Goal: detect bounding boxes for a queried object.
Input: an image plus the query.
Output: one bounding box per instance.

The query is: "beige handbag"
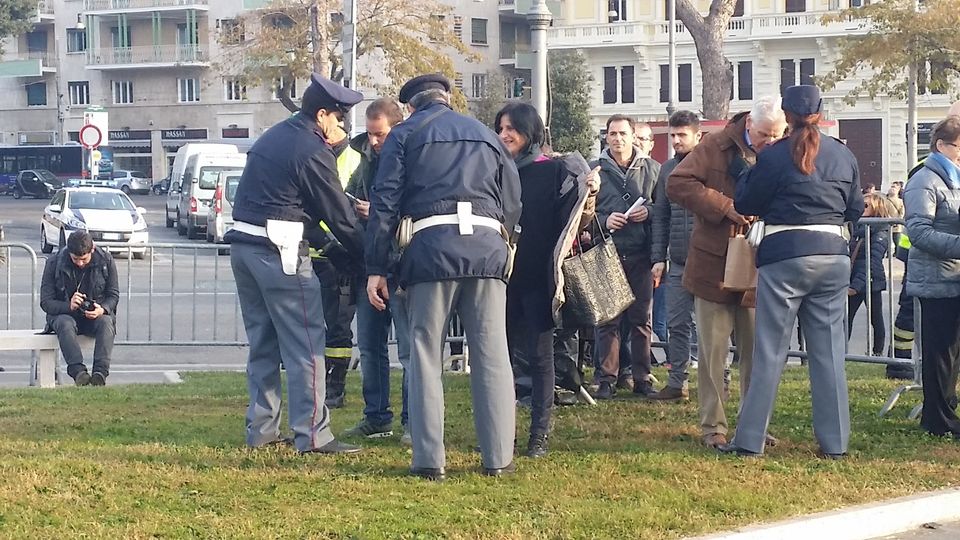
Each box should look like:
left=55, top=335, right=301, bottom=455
left=721, top=228, right=758, bottom=292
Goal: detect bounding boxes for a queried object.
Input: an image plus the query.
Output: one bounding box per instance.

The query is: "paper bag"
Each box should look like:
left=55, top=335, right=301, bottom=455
left=721, top=234, right=758, bottom=292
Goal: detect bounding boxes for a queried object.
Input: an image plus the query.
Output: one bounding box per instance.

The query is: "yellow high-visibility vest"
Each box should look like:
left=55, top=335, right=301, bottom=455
left=309, top=145, right=362, bottom=259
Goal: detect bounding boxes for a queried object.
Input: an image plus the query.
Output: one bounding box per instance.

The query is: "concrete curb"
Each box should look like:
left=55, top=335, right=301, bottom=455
left=690, top=488, right=960, bottom=540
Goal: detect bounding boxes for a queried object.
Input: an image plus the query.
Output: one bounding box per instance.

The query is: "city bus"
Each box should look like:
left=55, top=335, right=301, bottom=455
left=0, top=144, right=84, bottom=194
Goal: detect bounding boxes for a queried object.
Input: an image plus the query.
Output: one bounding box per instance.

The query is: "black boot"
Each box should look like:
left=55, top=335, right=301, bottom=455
left=325, top=363, right=348, bottom=408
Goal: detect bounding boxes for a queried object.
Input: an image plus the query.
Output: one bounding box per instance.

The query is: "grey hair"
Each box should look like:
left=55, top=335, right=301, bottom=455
left=750, top=95, right=785, bottom=125
left=408, top=88, right=450, bottom=110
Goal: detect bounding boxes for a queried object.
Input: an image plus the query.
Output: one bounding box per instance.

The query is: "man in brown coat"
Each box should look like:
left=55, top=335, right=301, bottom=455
left=667, top=96, right=786, bottom=448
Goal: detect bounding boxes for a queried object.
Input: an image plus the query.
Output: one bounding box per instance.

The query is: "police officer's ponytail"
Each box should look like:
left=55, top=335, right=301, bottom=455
left=787, top=112, right=821, bottom=176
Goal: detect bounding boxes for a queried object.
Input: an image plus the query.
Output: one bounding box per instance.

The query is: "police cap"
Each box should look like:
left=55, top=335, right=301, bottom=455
left=782, top=85, right=822, bottom=116
left=302, top=73, right=363, bottom=114
left=398, top=73, right=452, bottom=104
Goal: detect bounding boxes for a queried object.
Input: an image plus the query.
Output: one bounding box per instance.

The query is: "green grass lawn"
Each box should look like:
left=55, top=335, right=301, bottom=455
left=0, top=364, right=957, bottom=539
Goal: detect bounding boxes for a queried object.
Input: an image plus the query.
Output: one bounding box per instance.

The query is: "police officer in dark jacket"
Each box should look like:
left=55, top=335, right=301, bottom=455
left=40, top=231, right=119, bottom=386
left=226, top=73, right=365, bottom=454
left=365, top=74, right=522, bottom=480
left=723, top=85, right=864, bottom=458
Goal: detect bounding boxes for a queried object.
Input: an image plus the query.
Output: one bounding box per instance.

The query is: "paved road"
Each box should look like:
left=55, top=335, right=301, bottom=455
left=872, top=521, right=960, bottom=539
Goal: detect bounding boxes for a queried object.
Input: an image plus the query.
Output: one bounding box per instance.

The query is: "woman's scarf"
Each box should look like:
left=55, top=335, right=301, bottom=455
left=514, top=144, right=543, bottom=170
left=928, top=151, right=960, bottom=189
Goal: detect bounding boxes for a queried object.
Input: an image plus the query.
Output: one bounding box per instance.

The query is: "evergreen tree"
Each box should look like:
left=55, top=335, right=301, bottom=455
left=549, top=50, right=595, bottom=157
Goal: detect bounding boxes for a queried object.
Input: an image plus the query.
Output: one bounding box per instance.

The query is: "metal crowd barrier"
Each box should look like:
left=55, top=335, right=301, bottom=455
left=0, top=242, right=41, bottom=330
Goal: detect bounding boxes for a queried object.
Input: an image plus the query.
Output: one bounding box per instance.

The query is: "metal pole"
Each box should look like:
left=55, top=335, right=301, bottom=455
left=666, top=0, right=678, bottom=159
left=343, top=0, right=358, bottom=135
left=310, top=1, right=321, bottom=74
left=527, top=0, right=553, bottom=122
left=906, top=0, right=919, bottom=167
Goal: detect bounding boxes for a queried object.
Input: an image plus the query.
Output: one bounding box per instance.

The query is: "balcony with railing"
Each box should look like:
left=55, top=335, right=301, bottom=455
left=35, top=1, right=55, bottom=21
left=87, top=44, right=208, bottom=69
left=548, top=12, right=870, bottom=49
left=0, top=51, right=57, bottom=78
left=83, top=0, right=209, bottom=15
left=500, top=41, right=534, bottom=70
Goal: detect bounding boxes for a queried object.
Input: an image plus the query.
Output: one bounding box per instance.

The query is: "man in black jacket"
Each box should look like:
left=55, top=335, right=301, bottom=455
left=650, top=110, right=702, bottom=401
left=39, top=231, right=119, bottom=386
left=591, top=114, right=661, bottom=399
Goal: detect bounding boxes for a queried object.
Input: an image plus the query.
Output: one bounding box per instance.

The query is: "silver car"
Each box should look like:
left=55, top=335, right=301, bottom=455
left=111, top=170, right=152, bottom=195
left=206, top=171, right=241, bottom=245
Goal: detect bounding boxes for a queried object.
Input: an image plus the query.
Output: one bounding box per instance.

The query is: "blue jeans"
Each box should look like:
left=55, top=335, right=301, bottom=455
left=356, top=283, right=411, bottom=426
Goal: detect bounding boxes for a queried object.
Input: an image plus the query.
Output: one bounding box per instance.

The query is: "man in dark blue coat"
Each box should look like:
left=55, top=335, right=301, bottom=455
left=226, top=73, right=365, bottom=455
left=365, top=74, right=522, bottom=481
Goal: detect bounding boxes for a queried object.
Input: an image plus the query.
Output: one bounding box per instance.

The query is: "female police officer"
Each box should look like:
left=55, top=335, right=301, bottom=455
left=720, top=85, right=864, bottom=458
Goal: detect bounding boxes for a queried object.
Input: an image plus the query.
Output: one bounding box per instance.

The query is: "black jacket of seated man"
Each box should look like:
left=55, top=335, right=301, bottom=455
left=40, top=233, right=119, bottom=384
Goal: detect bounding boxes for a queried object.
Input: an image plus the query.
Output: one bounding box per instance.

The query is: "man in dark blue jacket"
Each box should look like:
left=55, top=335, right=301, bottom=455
left=226, top=73, right=365, bottom=455
left=365, top=74, right=522, bottom=481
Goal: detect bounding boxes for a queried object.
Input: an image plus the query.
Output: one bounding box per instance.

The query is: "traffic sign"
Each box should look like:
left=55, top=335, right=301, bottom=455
left=79, top=124, right=102, bottom=148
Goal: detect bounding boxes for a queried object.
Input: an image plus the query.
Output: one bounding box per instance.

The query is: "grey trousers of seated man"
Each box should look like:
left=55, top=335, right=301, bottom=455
left=406, top=278, right=515, bottom=470
left=732, top=254, right=850, bottom=455
left=231, top=241, right=334, bottom=452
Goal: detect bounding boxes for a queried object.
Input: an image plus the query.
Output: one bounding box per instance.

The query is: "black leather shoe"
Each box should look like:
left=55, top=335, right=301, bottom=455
left=74, top=372, right=91, bottom=386
left=90, top=372, right=106, bottom=386
left=593, top=382, right=615, bottom=400
left=526, top=433, right=548, bottom=458
left=715, top=443, right=762, bottom=458
left=482, top=461, right=516, bottom=477
left=410, top=467, right=446, bottom=481
left=300, top=439, right=361, bottom=454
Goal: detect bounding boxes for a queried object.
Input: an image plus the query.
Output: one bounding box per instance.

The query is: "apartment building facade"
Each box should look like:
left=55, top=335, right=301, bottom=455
left=546, top=0, right=957, bottom=188
left=0, top=0, right=506, bottom=179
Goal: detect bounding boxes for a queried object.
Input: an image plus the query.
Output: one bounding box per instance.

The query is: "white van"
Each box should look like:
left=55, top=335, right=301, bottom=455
left=176, top=152, right=246, bottom=239
left=165, top=143, right=238, bottom=229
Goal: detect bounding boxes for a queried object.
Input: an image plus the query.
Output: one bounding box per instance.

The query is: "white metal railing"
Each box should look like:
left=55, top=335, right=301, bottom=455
left=547, top=11, right=868, bottom=47
left=83, top=0, right=208, bottom=10
left=36, top=1, right=54, bottom=15
left=88, top=45, right=208, bottom=66
left=8, top=51, right=58, bottom=67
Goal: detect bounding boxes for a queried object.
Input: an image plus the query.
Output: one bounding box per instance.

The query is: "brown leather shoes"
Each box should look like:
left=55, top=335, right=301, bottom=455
left=702, top=433, right=727, bottom=449
left=648, top=385, right=690, bottom=402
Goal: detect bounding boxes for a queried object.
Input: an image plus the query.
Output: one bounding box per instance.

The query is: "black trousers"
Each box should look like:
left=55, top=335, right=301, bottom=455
left=313, top=259, right=356, bottom=368
left=594, top=254, right=654, bottom=385
left=507, top=287, right=555, bottom=437
left=919, top=297, right=960, bottom=437
left=51, top=313, right=115, bottom=378
left=848, top=290, right=886, bottom=355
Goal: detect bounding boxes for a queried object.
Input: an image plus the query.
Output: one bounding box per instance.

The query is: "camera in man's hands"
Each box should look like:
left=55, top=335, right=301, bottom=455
left=80, top=297, right=96, bottom=312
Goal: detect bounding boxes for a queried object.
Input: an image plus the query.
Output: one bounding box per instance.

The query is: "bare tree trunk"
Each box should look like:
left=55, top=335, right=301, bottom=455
left=677, top=0, right=737, bottom=120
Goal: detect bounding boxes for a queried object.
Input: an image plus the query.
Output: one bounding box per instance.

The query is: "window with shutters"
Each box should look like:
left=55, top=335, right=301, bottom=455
left=178, top=78, right=200, bottom=103
left=620, top=66, right=635, bottom=104
left=471, top=18, right=487, bottom=45
left=603, top=66, right=617, bottom=104
left=453, top=16, right=463, bottom=41
left=112, top=80, right=133, bottom=104
left=68, top=81, right=90, bottom=106
left=224, top=79, right=246, bottom=101
left=471, top=73, right=486, bottom=99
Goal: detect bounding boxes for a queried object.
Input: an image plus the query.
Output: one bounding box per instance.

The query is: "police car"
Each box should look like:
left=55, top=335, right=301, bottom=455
left=40, top=187, right=149, bottom=258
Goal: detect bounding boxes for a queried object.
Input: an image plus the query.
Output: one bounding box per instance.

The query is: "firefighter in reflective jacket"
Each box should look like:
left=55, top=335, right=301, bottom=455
left=889, top=162, right=923, bottom=379
left=305, top=141, right=362, bottom=408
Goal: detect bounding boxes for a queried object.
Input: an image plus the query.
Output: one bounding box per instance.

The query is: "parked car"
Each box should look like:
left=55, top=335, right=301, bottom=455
left=206, top=171, right=241, bottom=246
left=166, top=143, right=238, bottom=229
left=177, top=152, right=246, bottom=239
left=110, top=170, right=152, bottom=195
left=40, top=187, right=149, bottom=259
left=11, top=169, right=63, bottom=199
left=152, top=176, right=169, bottom=195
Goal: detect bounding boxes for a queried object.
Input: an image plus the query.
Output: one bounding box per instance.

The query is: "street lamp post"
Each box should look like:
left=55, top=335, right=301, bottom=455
left=527, top=0, right=553, bottom=123
left=666, top=0, right=678, bottom=159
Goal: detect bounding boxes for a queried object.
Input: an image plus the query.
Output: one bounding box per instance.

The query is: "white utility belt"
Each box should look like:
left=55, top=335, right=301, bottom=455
left=234, top=219, right=305, bottom=276
left=411, top=214, right=502, bottom=236
left=765, top=224, right=845, bottom=237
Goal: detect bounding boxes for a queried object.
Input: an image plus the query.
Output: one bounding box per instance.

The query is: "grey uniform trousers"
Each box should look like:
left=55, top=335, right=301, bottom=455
left=231, top=241, right=334, bottom=452
left=732, top=254, right=850, bottom=455
left=666, top=261, right=696, bottom=390
left=406, top=278, right=515, bottom=470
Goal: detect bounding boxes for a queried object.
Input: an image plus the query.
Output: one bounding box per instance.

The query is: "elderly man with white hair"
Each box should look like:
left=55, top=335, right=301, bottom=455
left=667, top=96, right=787, bottom=449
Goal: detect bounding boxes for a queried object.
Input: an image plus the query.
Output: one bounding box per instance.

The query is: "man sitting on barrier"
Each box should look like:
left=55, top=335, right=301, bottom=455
left=39, top=231, right=119, bottom=386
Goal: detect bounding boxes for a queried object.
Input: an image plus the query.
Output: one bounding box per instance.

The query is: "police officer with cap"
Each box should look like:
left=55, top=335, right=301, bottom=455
left=227, top=73, right=366, bottom=454
left=365, top=73, right=522, bottom=480
left=722, top=85, right=864, bottom=458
